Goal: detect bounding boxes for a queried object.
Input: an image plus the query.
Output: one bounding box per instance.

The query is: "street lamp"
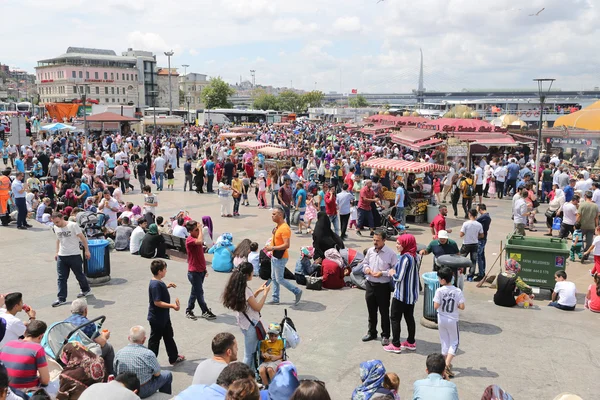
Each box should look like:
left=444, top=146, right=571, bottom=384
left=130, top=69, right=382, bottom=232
left=148, top=90, right=158, bottom=135
left=533, top=78, right=555, bottom=191
left=185, top=95, right=192, bottom=125
left=78, top=83, right=90, bottom=159
left=164, top=50, right=174, bottom=115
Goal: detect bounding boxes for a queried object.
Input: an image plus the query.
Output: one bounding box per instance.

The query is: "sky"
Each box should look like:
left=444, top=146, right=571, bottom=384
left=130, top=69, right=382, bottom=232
left=3, top=0, right=599, bottom=93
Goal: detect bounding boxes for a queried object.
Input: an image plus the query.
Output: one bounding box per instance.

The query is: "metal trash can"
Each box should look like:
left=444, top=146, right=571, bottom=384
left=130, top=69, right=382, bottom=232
left=436, top=254, right=472, bottom=288
left=422, top=272, right=440, bottom=323
left=83, top=239, right=111, bottom=284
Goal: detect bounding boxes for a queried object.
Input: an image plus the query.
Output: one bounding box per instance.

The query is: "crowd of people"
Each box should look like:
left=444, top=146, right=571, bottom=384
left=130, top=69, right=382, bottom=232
left=0, top=118, right=595, bottom=399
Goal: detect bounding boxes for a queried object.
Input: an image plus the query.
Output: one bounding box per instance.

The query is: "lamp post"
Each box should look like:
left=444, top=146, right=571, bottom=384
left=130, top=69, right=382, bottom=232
left=185, top=95, right=191, bottom=125
left=148, top=90, right=158, bottom=135
left=78, top=83, right=90, bottom=159
left=533, top=78, right=555, bottom=191
left=164, top=50, right=174, bottom=115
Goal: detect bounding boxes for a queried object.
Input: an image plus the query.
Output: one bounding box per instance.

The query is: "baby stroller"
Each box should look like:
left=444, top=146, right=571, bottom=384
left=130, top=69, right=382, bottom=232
left=307, top=169, right=318, bottom=182
left=379, top=206, right=406, bottom=239
left=76, top=211, right=108, bottom=239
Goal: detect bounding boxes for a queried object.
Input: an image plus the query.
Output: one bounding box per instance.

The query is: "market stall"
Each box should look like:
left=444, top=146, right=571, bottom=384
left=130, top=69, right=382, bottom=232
left=219, top=131, right=255, bottom=139
left=362, top=158, right=449, bottom=223
left=234, top=140, right=271, bottom=150
left=258, top=146, right=302, bottom=158
left=359, top=125, right=393, bottom=139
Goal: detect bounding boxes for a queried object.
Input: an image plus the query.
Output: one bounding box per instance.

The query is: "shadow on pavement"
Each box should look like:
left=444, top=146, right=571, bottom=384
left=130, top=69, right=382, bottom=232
left=459, top=320, right=502, bottom=335
left=86, top=296, right=116, bottom=309
left=106, top=278, right=128, bottom=286
left=163, top=357, right=207, bottom=377
left=452, top=366, right=499, bottom=379
left=295, top=300, right=326, bottom=312
left=214, top=314, right=240, bottom=326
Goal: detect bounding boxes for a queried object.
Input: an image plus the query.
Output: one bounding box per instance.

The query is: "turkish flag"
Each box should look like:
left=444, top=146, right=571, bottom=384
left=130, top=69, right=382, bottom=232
left=351, top=89, right=357, bottom=94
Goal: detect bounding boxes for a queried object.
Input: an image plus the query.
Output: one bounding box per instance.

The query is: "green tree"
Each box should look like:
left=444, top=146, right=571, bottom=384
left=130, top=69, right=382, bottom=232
left=349, top=94, right=369, bottom=108
left=179, top=89, right=185, bottom=105
left=278, top=90, right=306, bottom=113
left=301, top=90, right=324, bottom=108
left=252, top=89, right=280, bottom=110
left=201, top=77, right=235, bottom=109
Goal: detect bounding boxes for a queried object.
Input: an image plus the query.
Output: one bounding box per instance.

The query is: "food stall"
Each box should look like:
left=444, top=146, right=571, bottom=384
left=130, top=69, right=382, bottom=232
left=362, top=158, right=449, bottom=223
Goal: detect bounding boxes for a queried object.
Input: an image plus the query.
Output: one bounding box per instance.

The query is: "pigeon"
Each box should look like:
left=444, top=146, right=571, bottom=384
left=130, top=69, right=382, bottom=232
left=529, top=7, right=545, bottom=16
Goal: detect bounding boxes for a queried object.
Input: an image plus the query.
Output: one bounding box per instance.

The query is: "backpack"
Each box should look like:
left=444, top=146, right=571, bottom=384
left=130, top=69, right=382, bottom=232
left=463, top=180, right=474, bottom=198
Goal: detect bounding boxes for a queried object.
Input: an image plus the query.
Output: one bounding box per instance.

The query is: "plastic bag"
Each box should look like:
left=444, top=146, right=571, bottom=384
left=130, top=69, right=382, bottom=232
left=282, top=321, right=300, bottom=349
left=151, top=173, right=156, bottom=185
left=552, top=217, right=562, bottom=231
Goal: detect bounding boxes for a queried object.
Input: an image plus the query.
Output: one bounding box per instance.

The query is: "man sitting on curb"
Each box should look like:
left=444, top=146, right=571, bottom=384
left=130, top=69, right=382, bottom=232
left=192, top=332, right=238, bottom=385
left=175, top=362, right=254, bottom=400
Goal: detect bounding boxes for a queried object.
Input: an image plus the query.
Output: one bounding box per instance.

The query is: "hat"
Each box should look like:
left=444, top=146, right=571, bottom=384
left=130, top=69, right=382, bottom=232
left=437, top=230, right=449, bottom=239
left=267, top=323, right=281, bottom=335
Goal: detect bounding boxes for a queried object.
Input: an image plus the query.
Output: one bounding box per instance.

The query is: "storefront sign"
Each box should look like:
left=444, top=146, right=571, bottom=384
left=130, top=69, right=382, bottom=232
left=446, top=143, right=469, bottom=157
left=85, top=79, right=115, bottom=83
left=40, top=80, right=53, bottom=83
left=548, top=137, right=594, bottom=146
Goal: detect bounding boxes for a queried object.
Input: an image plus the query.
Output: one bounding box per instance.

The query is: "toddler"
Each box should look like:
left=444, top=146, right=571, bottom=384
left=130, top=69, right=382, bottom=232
left=259, top=323, right=284, bottom=385
left=383, top=372, right=400, bottom=400
left=248, top=242, right=260, bottom=276
left=349, top=200, right=358, bottom=229
left=570, top=223, right=583, bottom=261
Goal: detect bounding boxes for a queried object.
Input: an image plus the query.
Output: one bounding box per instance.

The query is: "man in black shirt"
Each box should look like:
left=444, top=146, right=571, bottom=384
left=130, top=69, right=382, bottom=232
left=419, top=230, right=460, bottom=271
left=136, top=161, right=147, bottom=191
left=223, top=157, right=235, bottom=185
left=475, top=204, right=492, bottom=282
left=183, top=158, right=193, bottom=192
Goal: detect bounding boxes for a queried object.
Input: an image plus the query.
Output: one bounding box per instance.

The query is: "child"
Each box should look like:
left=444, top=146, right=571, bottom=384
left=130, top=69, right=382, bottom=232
left=257, top=173, right=267, bottom=208
left=349, top=200, right=358, bottom=230
left=583, top=225, right=600, bottom=275
left=143, top=185, right=158, bottom=224
left=548, top=270, right=577, bottom=311
left=166, top=164, right=175, bottom=191
left=585, top=273, right=600, bottom=312
left=258, top=323, right=284, bottom=385
left=248, top=242, right=260, bottom=276
left=298, top=193, right=317, bottom=234
left=570, top=223, right=583, bottom=262
left=433, top=175, right=441, bottom=205
left=433, top=266, right=465, bottom=378
left=383, top=372, right=400, bottom=400
left=488, top=176, right=497, bottom=199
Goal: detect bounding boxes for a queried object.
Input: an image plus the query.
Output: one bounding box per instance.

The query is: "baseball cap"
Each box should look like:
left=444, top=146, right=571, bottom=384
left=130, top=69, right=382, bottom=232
left=438, top=230, right=449, bottom=239
left=267, top=323, right=281, bottom=335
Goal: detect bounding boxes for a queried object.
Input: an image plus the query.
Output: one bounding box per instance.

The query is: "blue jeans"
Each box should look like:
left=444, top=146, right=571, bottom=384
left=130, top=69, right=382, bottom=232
left=57, top=255, right=90, bottom=301
left=155, top=171, right=165, bottom=190
left=138, top=370, right=173, bottom=399
left=271, top=257, right=300, bottom=302
left=186, top=271, right=208, bottom=314
left=15, top=197, right=27, bottom=227
left=329, top=214, right=340, bottom=236
left=282, top=205, right=291, bottom=225
left=541, top=181, right=553, bottom=203
left=271, top=191, right=276, bottom=208
left=548, top=302, right=575, bottom=311
left=477, top=238, right=487, bottom=276
left=241, top=322, right=259, bottom=369
left=395, top=206, right=405, bottom=225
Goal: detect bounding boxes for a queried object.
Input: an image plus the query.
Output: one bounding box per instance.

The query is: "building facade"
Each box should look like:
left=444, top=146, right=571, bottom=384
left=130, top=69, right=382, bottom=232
left=179, top=73, right=209, bottom=110
left=121, top=49, right=156, bottom=108
left=156, top=68, right=180, bottom=109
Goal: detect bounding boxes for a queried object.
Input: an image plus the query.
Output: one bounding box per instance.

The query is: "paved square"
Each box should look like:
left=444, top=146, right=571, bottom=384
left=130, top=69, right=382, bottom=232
left=2, top=177, right=598, bottom=399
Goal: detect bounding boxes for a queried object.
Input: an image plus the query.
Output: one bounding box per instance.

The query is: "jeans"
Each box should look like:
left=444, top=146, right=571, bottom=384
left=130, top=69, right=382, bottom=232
left=271, top=191, right=276, bottom=208
left=390, top=298, right=415, bottom=347
left=328, top=214, right=340, bottom=236
left=495, top=181, right=505, bottom=199
left=138, top=370, right=173, bottom=399
left=207, top=174, right=214, bottom=192
left=461, top=197, right=473, bottom=217
left=340, top=213, right=350, bottom=238
left=541, top=181, right=553, bottom=203
left=365, top=281, right=391, bottom=338
left=476, top=238, right=487, bottom=277
left=548, top=302, right=575, bottom=311
left=460, top=243, right=479, bottom=277
left=186, top=271, right=208, bottom=315
left=233, top=196, right=241, bottom=214
left=184, top=173, right=193, bottom=191
left=581, top=229, right=595, bottom=260
left=451, top=188, right=461, bottom=216
left=101, top=342, right=115, bottom=376
left=241, top=322, right=259, bottom=369
left=505, top=178, right=517, bottom=196
left=395, top=206, right=405, bottom=225
left=282, top=205, right=291, bottom=225
left=57, top=255, right=90, bottom=301
left=271, top=257, right=300, bottom=302
left=138, top=176, right=146, bottom=191
left=155, top=171, right=165, bottom=190
left=148, top=320, right=179, bottom=364
left=15, top=197, right=27, bottom=227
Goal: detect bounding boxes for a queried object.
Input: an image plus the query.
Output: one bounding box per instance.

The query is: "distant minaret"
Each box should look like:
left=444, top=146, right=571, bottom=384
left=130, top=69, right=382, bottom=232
left=417, top=48, right=424, bottom=104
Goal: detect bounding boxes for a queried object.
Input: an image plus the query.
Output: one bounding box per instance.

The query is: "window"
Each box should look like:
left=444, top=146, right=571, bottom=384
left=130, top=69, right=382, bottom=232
left=111, top=87, right=115, bottom=94
left=95, top=87, right=99, bottom=94
left=72, top=71, right=76, bottom=78
left=122, top=73, right=125, bottom=80
left=104, top=72, right=108, bottom=79
left=126, top=73, right=129, bottom=81
left=104, top=87, right=108, bottom=94
left=112, top=98, right=115, bottom=103
left=110, top=73, right=114, bottom=80
left=73, top=86, right=77, bottom=93
left=78, top=71, right=83, bottom=78
left=86, top=86, right=90, bottom=94
left=86, top=71, right=89, bottom=79
left=135, top=74, right=138, bottom=81
left=95, top=72, right=99, bottom=79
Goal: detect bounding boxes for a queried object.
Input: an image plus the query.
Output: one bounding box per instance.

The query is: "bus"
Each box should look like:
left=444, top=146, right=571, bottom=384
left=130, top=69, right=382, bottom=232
left=197, top=109, right=279, bottom=125
left=16, top=102, right=32, bottom=113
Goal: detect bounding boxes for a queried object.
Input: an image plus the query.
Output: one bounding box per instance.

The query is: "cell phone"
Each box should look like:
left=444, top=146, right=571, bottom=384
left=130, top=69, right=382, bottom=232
left=265, top=279, right=272, bottom=286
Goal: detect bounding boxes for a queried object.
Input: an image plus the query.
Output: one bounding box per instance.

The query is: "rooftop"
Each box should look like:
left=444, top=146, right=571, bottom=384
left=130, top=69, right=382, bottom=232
left=66, top=47, right=116, bottom=56
left=157, top=68, right=179, bottom=76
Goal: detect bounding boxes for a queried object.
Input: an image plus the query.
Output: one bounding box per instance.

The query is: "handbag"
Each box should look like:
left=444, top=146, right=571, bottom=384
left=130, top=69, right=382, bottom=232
left=305, top=272, right=323, bottom=290
left=545, top=208, right=557, bottom=219
left=532, top=199, right=540, bottom=208
left=242, top=312, right=266, bottom=341
left=272, top=231, right=285, bottom=259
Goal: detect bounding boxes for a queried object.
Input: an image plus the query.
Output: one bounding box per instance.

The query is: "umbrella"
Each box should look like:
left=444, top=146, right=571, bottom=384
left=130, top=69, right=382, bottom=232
left=40, top=123, right=76, bottom=132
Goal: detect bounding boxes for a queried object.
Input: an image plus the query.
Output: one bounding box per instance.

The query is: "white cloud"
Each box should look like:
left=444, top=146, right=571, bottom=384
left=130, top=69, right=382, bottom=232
left=332, top=16, right=361, bottom=33
left=189, top=49, right=199, bottom=56
left=273, top=18, right=318, bottom=34
left=127, top=31, right=169, bottom=53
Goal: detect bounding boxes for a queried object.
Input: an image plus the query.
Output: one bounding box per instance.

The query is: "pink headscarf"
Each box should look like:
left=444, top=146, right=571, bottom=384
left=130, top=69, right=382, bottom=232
left=397, top=233, right=417, bottom=257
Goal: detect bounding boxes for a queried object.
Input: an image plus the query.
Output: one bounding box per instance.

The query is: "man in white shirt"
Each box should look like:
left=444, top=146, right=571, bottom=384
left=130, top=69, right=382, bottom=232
left=493, top=164, right=507, bottom=200
left=559, top=195, right=579, bottom=239
left=474, top=164, right=484, bottom=205
left=172, top=218, right=189, bottom=239
left=442, top=163, right=455, bottom=202
left=95, top=155, right=105, bottom=177
left=513, top=189, right=530, bottom=236
left=549, top=270, right=577, bottom=311
left=99, top=190, right=120, bottom=230
left=192, top=332, right=238, bottom=385
left=153, top=154, right=166, bottom=191
left=0, top=293, right=37, bottom=349
left=130, top=219, right=148, bottom=255
left=79, top=372, right=141, bottom=400
left=460, top=209, right=484, bottom=281
left=592, top=182, right=600, bottom=212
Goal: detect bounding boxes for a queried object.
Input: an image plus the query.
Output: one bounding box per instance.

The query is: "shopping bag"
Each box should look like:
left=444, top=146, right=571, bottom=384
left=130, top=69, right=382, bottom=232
left=552, top=217, right=562, bottom=231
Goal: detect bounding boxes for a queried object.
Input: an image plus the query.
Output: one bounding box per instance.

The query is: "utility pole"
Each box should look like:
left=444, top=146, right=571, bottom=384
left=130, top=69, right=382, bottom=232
left=164, top=50, right=174, bottom=115
left=148, top=90, right=158, bottom=135
left=533, top=78, right=555, bottom=192
left=250, top=70, right=256, bottom=87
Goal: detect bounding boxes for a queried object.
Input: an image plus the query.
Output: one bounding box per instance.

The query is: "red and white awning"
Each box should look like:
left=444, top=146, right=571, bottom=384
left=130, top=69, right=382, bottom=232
left=259, top=146, right=302, bottom=157
left=362, top=158, right=449, bottom=173
left=219, top=132, right=255, bottom=138
left=234, top=140, right=271, bottom=150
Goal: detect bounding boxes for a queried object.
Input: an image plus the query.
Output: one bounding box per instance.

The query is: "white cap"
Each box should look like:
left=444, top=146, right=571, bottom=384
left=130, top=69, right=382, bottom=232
left=438, top=230, right=449, bottom=239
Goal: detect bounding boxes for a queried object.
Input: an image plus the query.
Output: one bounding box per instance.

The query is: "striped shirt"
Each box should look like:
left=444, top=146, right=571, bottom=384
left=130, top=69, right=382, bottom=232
left=114, top=344, right=161, bottom=385
left=0, top=340, right=47, bottom=389
left=391, top=254, right=420, bottom=305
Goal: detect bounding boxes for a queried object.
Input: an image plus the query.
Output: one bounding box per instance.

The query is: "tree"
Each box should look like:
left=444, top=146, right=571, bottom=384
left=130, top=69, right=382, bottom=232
left=278, top=90, right=306, bottom=113
left=201, top=77, right=235, bottom=109
left=349, top=94, right=369, bottom=108
left=252, top=88, right=280, bottom=110
left=179, top=89, right=185, bottom=105
left=301, top=90, right=324, bottom=108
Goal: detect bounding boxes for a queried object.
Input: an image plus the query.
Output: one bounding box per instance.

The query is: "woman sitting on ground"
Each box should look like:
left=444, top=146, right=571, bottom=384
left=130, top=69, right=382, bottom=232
left=208, top=233, right=236, bottom=272
left=139, top=223, right=169, bottom=259
left=312, top=212, right=344, bottom=260
left=585, top=273, right=600, bottom=312
left=493, top=259, right=535, bottom=308
left=352, top=360, right=395, bottom=400
left=232, top=238, right=253, bottom=267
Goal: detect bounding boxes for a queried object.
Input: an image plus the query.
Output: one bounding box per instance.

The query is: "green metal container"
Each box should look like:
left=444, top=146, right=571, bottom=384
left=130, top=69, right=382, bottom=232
left=504, top=234, right=569, bottom=290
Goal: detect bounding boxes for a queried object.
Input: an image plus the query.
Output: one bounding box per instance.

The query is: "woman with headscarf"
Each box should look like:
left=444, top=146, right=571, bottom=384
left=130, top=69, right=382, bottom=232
left=194, top=160, right=205, bottom=193
left=312, top=211, right=344, bottom=260
left=545, top=185, right=565, bottom=236
left=494, top=259, right=534, bottom=308
left=262, top=361, right=300, bottom=400
left=351, top=360, right=392, bottom=400
left=139, top=223, right=168, bottom=259
left=385, top=233, right=420, bottom=353
left=57, top=342, right=105, bottom=399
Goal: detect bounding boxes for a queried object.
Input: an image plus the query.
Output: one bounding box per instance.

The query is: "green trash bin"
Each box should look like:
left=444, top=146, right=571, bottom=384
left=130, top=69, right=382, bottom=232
left=422, top=272, right=440, bottom=323
left=504, top=234, right=569, bottom=290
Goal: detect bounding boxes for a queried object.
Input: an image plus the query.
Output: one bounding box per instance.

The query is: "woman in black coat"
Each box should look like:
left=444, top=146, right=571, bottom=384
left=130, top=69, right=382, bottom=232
left=194, top=162, right=205, bottom=193
left=312, top=211, right=344, bottom=260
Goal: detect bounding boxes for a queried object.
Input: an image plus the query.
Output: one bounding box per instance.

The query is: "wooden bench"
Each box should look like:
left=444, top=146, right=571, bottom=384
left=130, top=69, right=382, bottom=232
left=162, top=233, right=187, bottom=261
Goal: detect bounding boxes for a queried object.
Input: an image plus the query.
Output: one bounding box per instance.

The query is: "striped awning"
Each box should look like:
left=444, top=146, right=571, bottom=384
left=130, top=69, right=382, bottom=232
left=259, top=146, right=302, bottom=157
left=220, top=132, right=255, bottom=138
left=362, top=158, right=449, bottom=173
left=234, top=141, right=271, bottom=150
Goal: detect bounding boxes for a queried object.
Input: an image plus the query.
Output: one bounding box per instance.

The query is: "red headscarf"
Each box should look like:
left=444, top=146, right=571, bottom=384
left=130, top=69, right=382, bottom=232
left=397, top=233, right=417, bottom=257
